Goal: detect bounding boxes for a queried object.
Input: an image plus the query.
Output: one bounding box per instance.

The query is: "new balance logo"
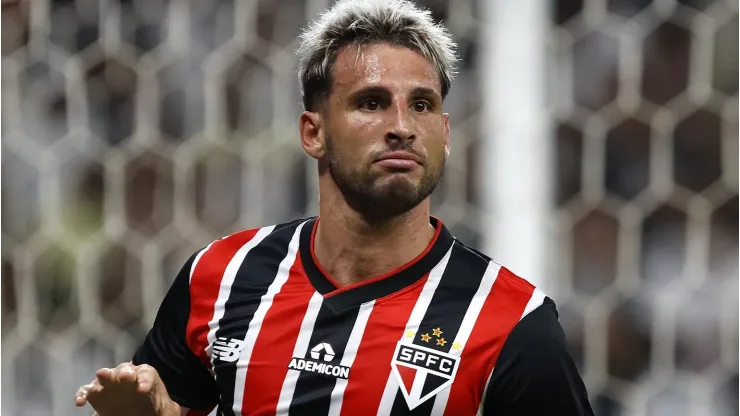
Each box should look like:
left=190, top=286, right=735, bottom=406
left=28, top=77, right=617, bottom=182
left=288, top=342, right=350, bottom=379
left=212, top=337, right=246, bottom=363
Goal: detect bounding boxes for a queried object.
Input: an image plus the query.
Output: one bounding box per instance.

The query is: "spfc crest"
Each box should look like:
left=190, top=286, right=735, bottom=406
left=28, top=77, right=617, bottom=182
left=391, top=338, right=460, bottom=409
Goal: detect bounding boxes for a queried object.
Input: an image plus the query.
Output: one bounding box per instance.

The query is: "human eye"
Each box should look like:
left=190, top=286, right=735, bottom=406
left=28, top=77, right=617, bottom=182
left=359, top=98, right=381, bottom=111
left=411, top=100, right=433, bottom=113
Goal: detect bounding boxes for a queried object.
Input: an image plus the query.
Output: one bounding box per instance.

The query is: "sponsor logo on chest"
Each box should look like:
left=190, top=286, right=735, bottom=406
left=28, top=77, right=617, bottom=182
left=287, top=342, right=351, bottom=379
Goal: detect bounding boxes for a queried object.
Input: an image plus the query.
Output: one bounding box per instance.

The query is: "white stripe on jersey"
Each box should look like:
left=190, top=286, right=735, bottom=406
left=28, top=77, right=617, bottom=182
left=430, top=261, right=502, bottom=415
left=375, top=245, right=454, bottom=415
left=204, top=225, right=276, bottom=368
left=188, top=242, right=214, bottom=284
left=520, top=287, right=546, bottom=320
left=276, top=290, right=325, bottom=415
left=327, top=300, right=376, bottom=416
left=476, top=285, right=547, bottom=415
left=231, top=221, right=307, bottom=413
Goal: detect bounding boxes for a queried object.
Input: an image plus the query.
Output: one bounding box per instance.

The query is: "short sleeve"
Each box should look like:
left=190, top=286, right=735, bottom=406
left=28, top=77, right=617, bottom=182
left=132, top=251, right=220, bottom=411
left=482, top=298, right=594, bottom=415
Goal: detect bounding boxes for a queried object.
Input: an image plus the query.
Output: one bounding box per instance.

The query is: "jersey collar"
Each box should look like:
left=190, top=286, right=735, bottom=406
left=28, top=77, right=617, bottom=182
left=299, top=216, right=455, bottom=312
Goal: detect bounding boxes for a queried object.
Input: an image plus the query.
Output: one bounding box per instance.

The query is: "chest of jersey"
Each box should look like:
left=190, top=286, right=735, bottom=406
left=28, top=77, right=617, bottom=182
left=204, top=282, right=506, bottom=416
left=180, top=220, right=539, bottom=415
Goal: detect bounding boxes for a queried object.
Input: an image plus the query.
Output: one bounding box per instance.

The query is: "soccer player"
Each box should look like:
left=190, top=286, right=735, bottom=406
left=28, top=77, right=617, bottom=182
left=75, top=0, right=593, bottom=415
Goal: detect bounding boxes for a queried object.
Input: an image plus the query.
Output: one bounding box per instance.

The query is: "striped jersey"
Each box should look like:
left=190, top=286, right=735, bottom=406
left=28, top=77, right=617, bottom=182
left=133, top=217, right=593, bottom=415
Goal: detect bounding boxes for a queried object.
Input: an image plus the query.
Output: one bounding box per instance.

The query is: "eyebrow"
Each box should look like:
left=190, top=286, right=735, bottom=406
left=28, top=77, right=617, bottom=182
left=348, top=86, right=442, bottom=101
left=348, top=86, right=390, bottom=100
left=409, top=87, right=441, bottom=100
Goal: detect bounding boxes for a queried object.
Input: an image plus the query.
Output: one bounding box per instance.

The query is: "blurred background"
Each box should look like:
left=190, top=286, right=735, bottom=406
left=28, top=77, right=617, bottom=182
left=1, top=0, right=737, bottom=415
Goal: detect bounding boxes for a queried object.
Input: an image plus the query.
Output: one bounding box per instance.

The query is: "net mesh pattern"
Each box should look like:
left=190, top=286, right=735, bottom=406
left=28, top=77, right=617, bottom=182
left=1, top=0, right=737, bottom=414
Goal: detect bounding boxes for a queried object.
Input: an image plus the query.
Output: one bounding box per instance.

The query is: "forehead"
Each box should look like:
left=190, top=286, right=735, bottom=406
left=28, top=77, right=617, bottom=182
left=330, top=43, right=441, bottom=96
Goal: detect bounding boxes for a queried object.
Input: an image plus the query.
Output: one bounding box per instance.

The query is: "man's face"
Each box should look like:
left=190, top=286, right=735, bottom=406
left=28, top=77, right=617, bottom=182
left=322, top=42, right=449, bottom=221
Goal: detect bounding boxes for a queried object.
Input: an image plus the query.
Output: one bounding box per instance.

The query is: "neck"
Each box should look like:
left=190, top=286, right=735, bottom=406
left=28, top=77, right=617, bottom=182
left=313, top=188, right=436, bottom=288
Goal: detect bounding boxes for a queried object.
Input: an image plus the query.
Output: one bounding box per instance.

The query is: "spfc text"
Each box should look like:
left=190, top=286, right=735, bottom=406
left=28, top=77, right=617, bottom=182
left=395, top=344, right=456, bottom=377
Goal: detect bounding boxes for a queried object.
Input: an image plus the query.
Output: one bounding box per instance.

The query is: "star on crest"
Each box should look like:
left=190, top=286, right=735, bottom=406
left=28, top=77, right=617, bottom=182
left=452, top=342, right=463, bottom=350
left=436, top=337, right=447, bottom=346
left=405, top=330, right=415, bottom=339
left=420, top=333, right=431, bottom=342
left=432, top=327, right=443, bottom=337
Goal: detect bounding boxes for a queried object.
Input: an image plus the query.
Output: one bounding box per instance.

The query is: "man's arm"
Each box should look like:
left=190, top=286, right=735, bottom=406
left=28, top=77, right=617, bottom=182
left=482, top=298, right=594, bottom=415
left=131, top=250, right=220, bottom=413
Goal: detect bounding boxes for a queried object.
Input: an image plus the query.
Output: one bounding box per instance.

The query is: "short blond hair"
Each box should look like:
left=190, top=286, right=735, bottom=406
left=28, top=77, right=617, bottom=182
left=297, top=0, right=459, bottom=111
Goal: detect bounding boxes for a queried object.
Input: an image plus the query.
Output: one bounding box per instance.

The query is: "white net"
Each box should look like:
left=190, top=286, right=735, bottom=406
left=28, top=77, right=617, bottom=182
left=550, top=0, right=738, bottom=414
left=1, top=0, right=737, bottom=415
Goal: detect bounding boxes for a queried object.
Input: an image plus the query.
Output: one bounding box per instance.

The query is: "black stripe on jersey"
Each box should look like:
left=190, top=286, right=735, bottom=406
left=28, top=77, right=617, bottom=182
left=300, top=217, right=456, bottom=313
left=274, top=217, right=311, bottom=231
left=212, top=222, right=299, bottom=416
left=390, top=242, right=490, bottom=415
left=288, top=303, right=361, bottom=415
left=299, top=218, right=335, bottom=294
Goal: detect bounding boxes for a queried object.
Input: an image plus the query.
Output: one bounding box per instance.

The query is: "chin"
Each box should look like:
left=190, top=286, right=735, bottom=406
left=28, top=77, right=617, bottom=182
left=375, top=175, right=419, bottom=191
left=375, top=180, right=421, bottom=200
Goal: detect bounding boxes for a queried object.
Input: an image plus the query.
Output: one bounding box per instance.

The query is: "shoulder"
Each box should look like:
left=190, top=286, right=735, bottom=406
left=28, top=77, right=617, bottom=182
left=452, top=239, right=541, bottom=315
left=215, top=217, right=310, bottom=248
left=465, top=258, right=592, bottom=413
left=201, top=217, right=311, bottom=258
left=499, top=296, right=562, bottom=356
left=447, top=239, right=550, bottom=353
left=188, top=217, right=312, bottom=285
left=452, top=239, right=536, bottom=291
left=483, top=297, right=593, bottom=414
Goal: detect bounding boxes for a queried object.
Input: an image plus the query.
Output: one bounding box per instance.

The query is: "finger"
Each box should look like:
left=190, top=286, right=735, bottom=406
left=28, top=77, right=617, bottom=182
left=74, top=383, right=96, bottom=407
left=116, top=364, right=137, bottom=384
left=74, top=387, right=89, bottom=407
left=75, top=384, right=89, bottom=397
left=95, top=368, right=114, bottom=387
left=135, top=366, right=155, bottom=393
left=116, top=361, right=137, bottom=371
left=106, top=362, right=133, bottom=384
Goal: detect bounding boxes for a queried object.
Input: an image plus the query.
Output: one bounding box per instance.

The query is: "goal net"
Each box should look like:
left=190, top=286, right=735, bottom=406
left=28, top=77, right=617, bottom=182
left=1, top=0, right=737, bottom=415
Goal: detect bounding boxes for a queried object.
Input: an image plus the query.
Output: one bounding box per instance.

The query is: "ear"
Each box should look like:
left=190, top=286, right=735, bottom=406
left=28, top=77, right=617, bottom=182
left=442, top=112, right=451, bottom=155
left=300, top=111, right=324, bottom=160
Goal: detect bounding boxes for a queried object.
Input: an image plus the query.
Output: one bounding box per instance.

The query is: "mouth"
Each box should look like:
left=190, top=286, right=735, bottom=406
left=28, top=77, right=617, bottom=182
left=374, top=151, right=423, bottom=169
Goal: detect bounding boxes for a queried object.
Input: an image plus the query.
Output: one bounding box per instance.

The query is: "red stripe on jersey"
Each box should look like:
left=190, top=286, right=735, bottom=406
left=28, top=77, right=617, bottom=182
left=239, top=253, right=315, bottom=414
left=338, top=277, right=428, bottom=415
left=443, top=267, right=535, bottom=416
left=185, top=229, right=260, bottom=366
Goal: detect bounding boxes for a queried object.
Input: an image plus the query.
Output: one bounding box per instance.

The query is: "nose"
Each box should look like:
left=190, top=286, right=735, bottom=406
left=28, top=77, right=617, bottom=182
left=385, top=104, right=416, bottom=144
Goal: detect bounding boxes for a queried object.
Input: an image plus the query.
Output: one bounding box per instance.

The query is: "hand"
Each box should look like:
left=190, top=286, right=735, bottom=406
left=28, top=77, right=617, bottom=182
left=75, top=362, right=180, bottom=416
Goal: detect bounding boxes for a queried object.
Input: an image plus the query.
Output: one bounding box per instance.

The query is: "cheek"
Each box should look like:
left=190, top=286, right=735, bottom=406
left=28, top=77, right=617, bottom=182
left=421, top=124, right=447, bottom=157
left=347, top=112, right=384, bottom=131
left=338, top=114, right=385, bottom=153
left=326, top=133, right=366, bottom=163
left=426, top=145, right=445, bottom=165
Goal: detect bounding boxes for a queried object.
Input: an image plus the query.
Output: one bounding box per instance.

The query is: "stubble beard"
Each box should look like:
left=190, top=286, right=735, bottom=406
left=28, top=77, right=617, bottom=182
left=325, top=136, right=444, bottom=223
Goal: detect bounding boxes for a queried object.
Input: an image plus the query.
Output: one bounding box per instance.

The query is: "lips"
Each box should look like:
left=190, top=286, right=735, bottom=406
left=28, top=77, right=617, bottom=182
left=375, top=151, right=422, bottom=165
left=374, top=151, right=422, bottom=170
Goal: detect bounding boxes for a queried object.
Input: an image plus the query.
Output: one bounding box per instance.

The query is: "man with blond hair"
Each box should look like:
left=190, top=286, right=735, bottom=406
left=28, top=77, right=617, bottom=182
left=76, top=1, right=592, bottom=414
